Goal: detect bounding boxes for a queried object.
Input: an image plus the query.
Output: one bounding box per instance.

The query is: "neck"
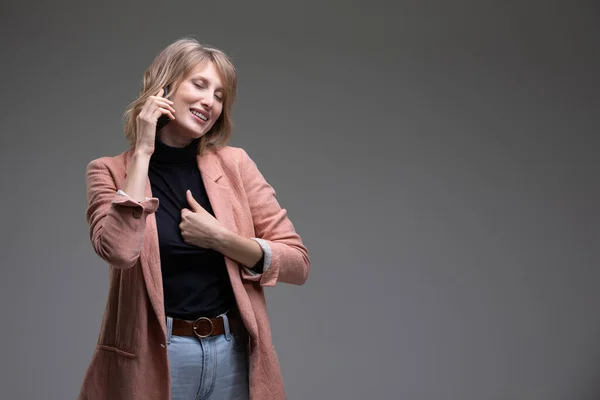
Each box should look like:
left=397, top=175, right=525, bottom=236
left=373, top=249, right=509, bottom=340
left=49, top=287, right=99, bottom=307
left=151, top=134, right=200, bottom=166
left=158, top=127, right=196, bottom=148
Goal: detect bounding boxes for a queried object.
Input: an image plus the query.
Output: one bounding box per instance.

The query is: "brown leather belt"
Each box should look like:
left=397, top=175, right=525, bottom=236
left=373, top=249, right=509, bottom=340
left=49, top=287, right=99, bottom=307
left=171, top=311, right=243, bottom=339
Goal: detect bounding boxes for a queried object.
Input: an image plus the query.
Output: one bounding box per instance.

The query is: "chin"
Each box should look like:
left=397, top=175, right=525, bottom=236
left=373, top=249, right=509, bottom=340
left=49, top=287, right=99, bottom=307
left=192, top=129, right=209, bottom=139
left=181, top=124, right=208, bottom=139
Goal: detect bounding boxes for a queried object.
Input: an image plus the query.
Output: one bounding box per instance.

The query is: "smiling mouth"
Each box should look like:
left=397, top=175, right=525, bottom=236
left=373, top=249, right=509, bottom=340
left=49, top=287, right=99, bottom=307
left=190, top=109, right=208, bottom=121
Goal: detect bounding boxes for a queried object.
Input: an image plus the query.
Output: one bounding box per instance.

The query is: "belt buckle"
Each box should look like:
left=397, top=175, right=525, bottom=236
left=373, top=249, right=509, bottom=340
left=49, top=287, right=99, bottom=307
left=192, top=317, right=214, bottom=338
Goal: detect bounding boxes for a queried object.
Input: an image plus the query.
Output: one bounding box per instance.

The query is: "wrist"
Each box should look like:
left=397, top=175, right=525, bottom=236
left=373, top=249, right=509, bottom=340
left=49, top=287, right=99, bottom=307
left=132, top=149, right=152, bottom=161
left=211, top=226, right=233, bottom=252
left=210, top=228, right=264, bottom=268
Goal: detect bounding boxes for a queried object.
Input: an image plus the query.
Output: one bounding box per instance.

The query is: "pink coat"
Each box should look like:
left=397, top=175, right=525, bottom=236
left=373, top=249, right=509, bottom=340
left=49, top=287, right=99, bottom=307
left=78, top=146, right=310, bottom=400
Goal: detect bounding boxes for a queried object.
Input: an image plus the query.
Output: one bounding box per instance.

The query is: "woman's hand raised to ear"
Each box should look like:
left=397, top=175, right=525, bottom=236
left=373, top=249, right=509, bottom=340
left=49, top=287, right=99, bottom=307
left=121, top=88, right=176, bottom=202
left=134, top=88, right=176, bottom=156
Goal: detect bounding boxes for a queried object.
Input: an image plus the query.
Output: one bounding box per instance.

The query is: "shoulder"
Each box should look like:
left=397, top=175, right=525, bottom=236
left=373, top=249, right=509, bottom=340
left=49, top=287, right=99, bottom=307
left=209, top=145, right=256, bottom=173
left=211, top=145, right=250, bottom=163
left=208, top=145, right=268, bottom=187
left=86, top=150, right=130, bottom=174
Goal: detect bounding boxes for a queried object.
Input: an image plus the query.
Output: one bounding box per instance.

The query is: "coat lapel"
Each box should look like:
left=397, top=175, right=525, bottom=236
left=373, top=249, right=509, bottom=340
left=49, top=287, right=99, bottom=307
left=197, top=151, right=237, bottom=235
left=198, top=150, right=259, bottom=336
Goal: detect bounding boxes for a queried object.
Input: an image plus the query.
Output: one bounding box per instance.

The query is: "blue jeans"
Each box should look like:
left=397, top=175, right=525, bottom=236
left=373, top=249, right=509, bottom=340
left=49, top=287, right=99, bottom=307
left=166, top=312, right=250, bottom=400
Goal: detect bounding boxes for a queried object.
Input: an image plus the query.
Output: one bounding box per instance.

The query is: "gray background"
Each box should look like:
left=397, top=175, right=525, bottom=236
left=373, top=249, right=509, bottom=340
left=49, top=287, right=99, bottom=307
left=1, top=1, right=599, bottom=399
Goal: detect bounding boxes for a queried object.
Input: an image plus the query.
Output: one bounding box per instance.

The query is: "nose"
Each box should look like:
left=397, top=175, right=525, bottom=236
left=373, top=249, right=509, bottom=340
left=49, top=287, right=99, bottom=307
left=200, top=92, right=214, bottom=110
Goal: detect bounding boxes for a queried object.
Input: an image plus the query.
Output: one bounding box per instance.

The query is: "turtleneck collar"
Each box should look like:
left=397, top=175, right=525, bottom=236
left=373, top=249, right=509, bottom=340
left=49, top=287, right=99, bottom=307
left=151, top=137, right=200, bottom=166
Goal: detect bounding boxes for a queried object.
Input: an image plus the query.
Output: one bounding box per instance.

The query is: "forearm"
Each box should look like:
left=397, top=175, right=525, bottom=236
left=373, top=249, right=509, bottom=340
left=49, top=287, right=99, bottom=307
left=86, top=158, right=159, bottom=269
left=212, top=228, right=264, bottom=269
left=121, top=151, right=151, bottom=202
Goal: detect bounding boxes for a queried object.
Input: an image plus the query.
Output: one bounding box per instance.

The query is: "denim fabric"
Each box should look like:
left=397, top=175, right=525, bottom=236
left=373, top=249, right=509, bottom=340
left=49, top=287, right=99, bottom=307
left=166, top=312, right=249, bottom=400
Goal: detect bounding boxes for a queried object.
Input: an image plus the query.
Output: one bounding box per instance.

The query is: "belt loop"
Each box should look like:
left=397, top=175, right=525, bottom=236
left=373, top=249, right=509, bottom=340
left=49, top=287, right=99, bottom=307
left=219, top=311, right=232, bottom=341
left=166, top=316, right=173, bottom=344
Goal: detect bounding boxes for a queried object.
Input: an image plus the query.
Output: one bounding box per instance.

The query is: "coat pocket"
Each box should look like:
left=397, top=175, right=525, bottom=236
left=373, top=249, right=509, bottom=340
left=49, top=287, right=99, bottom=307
left=97, top=264, right=144, bottom=357
left=97, top=344, right=136, bottom=358
left=79, top=346, right=139, bottom=400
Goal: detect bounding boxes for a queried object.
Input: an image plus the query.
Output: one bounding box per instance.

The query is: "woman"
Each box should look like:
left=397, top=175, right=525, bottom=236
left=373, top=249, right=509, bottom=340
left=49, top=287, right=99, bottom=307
left=78, top=37, right=310, bottom=400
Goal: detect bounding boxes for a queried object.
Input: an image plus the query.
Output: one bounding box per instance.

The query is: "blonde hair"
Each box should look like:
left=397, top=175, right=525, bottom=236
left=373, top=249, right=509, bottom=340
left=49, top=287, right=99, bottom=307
left=123, top=37, right=237, bottom=155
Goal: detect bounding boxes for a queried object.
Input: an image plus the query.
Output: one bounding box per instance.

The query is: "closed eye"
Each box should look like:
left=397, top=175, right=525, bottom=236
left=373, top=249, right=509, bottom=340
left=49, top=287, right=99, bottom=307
left=193, top=80, right=223, bottom=101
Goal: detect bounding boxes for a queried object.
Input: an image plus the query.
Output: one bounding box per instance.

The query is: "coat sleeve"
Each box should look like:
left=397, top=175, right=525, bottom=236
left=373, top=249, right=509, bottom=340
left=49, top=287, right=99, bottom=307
left=238, top=149, right=310, bottom=286
left=85, top=158, right=159, bottom=269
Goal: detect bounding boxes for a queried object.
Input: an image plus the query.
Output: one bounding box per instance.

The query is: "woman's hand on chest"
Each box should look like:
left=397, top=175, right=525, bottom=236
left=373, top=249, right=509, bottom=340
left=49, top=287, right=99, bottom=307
left=179, top=190, right=226, bottom=249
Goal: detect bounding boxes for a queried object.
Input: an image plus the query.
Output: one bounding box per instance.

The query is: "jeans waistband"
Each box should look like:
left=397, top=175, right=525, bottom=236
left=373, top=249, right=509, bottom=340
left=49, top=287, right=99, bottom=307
left=166, top=310, right=234, bottom=344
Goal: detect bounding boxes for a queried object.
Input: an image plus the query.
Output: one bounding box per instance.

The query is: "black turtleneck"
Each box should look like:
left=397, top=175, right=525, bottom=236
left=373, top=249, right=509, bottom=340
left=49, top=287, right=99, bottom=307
left=148, top=137, right=234, bottom=319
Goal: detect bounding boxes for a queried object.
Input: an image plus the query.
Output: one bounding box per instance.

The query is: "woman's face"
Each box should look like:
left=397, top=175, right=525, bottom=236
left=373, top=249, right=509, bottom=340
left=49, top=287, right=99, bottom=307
left=159, top=61, right=225, bottom=147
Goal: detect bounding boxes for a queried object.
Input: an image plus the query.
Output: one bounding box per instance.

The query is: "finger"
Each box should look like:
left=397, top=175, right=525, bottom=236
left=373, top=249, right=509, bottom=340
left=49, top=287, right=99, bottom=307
left=186, top=190, right=202, bottom=212
left=153, top=98, right=175, bottom=111
left=146, top=100, right=175, bottom=116
left=151, top=99, right=176, bottom=116
left=150, top=92, right=174, bottom=105
left=180, top=229, right=192, bottom=244
left=155, top=99, right=176, bottom=111
left=139, top=99, right=174, bottom=121
left=153, top=107, right=176, bottom=121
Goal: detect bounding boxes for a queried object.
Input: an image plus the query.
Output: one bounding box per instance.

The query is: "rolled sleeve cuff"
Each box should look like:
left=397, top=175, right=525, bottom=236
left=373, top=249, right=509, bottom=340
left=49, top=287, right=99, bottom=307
left=114, top=190, right=159, bottom=215
left=244, top=238, right=272, bottom=276
left=116, top=189, right=152, bottom=202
